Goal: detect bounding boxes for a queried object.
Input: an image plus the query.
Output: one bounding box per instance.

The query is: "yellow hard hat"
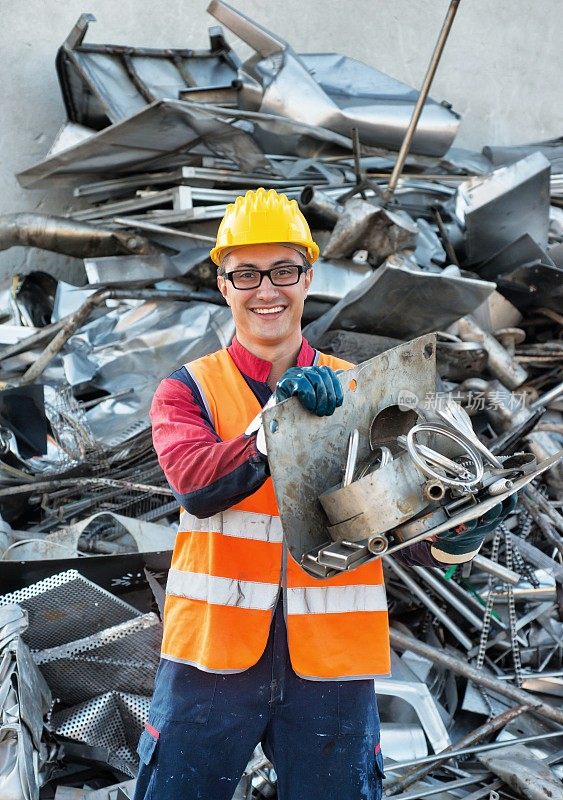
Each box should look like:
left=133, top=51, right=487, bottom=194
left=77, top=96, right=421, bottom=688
left=210, top=187, right=319, bottom=266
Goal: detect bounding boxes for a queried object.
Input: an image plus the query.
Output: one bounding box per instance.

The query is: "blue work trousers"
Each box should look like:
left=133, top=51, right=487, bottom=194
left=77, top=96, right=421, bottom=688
left=134, top=601, right=384, bottom=800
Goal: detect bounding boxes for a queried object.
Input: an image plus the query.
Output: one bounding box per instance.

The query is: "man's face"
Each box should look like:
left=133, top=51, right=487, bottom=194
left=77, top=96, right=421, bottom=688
left=217, top=243, right=313, bottom=349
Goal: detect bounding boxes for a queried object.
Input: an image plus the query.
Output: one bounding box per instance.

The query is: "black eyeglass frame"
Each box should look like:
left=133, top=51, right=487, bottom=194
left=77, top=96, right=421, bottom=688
left=219, top=259, right=311, bottom=290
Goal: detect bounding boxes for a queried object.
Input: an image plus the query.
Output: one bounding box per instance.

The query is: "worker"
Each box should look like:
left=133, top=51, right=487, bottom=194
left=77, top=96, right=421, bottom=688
left=134, top=188, right=514, bottom=800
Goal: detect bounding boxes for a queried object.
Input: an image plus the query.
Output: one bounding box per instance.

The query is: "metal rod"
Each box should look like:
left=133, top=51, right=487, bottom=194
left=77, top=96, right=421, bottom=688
left=386, top=775, right=494, bottom=800
left=471, top=554, right=521, bottom=585
left=384, top=0, right=461, bottom=201
left=385, top=728, right=563, bottom=771
left=384, top=704, right=530, bottom=795
left=530, top=380, right=563, bottom=411
left=351, top=127, right=367, bottom=199
left=389, top=627, right=563, bottom=726
left=386, top=559, right=473, bottom=650
left=0, top=477, right=174, bottom=499
left=413, top=567, right=486, bottom=629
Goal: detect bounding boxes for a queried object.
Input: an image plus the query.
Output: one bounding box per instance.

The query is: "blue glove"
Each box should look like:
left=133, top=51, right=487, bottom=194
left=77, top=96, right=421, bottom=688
left=431, top=493, right=518, bottom=564
left=275, top=366, right=343, bottom=417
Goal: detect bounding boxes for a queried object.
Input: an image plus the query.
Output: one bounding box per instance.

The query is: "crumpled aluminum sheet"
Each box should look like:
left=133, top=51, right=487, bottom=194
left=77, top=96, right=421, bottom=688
left=34, top=613, right=162, bottom=706
left=62, top=300, right=234, bottom=446
left=210, top=0, right=460, bottom=156
left=52, top=691, right=150, bottom=775
left=0, top=569, right=141, bottom=651
left=304, top=261, right=495, bottom=343
left=1, top=512, right=176, bottom=561
left=0, top=605, right=52, bottom=800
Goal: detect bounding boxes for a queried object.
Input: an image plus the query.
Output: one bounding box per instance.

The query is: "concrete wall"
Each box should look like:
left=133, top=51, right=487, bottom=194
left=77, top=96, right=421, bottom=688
left=1, top=0, right=562, bottom=277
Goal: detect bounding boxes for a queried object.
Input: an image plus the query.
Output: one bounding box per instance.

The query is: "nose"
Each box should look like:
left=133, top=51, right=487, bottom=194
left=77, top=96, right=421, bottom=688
left=255, top=274, right=279, bottom=299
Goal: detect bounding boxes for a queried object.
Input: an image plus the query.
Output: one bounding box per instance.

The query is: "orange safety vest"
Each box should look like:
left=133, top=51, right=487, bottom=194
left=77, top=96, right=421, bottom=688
left=161, top=349, right=390, bottom=679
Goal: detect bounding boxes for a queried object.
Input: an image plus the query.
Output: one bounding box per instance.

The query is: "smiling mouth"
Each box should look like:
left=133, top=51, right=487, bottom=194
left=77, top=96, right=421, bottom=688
left=251, top=306, right=286, bottom=315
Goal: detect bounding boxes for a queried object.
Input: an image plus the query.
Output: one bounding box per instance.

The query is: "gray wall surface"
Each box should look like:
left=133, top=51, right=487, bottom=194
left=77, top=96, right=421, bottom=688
left=1, top=0, right=562, bottom=277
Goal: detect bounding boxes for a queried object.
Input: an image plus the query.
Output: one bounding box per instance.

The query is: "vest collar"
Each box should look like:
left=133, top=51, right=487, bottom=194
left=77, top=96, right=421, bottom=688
left=227, top=336, right=316, bottom=382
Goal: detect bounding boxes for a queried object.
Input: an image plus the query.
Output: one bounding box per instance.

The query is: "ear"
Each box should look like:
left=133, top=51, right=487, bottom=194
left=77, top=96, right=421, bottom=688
left=217, top=273, right=231, bottom=306
left=304, top=266, right=314, bottom=295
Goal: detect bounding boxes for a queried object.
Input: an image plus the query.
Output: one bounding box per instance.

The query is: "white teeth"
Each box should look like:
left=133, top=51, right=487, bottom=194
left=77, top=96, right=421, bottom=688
left=253, top=306, right=284, bottom=315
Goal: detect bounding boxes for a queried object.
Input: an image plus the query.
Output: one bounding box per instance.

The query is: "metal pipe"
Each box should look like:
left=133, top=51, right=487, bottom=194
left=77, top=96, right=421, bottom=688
left=457, top=316, right=528, bottom=389
left=389, top=627, right=563, bottom=726
left=385, top=559, right=473, bottom=650
left=384, top=704, right=530, bottom=795
left=0, top=213, right=153, bottom=258
left=298, top=186, right=343, bottom=225
left=384, top=0, right=461, bottom=200
left=15, top=288, right=224, bottom=386
left=471, top=554, right=520, bottom=585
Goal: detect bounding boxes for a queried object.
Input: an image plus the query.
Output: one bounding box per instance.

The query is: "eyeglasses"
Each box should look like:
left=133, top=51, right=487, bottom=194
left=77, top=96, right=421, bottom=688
left=220, top=262, right=310, bottom=290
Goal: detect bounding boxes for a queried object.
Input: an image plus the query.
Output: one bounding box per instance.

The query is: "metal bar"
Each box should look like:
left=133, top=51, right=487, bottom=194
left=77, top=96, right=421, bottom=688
left=384, top=0, right=461, bottom=200
left=15, top=288, right=224, bottom=386
left=386, top=775, right=494, bottom=800
left=386, top=729, right=563, bottom=771
left=0, top=477, right=174, bottom=499
left=413, top=567, right=487, bottom=629
left=384, top=704, right=530, bottom=795
left=525, top=484, right=563, bottom=534
left=0, top=318, right=66, bottom=362
left=389, top=627, right=563, bottom=726
left=386, top=559, right=473, bottom=650
left=112, top=217, right=215, bottom=243
left=351, top=127, right=367, bottom=199
left=432, top=206, right=460, bottom=266
left=121, top=53, right=158, bottom=103
left=472, top=554, right=520, bottom=585
left=530, top=381, right=563, bottom=410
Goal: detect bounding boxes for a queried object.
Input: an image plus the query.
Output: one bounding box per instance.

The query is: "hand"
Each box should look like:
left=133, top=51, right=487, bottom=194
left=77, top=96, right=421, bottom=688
left=275, top=366, right=343, bottom=417
left=431, top=493, right=518, bottom=564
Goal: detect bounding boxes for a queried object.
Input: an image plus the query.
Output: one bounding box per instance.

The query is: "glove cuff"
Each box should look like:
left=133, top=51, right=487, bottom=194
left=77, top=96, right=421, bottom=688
left=430, top=542, right=484, bottom=564
left=244, top=395, right=277, bottom=457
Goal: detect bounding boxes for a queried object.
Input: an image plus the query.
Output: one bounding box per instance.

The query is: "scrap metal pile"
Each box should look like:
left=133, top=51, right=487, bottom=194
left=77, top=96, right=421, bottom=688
left=0, top=1, right=562, bottom=798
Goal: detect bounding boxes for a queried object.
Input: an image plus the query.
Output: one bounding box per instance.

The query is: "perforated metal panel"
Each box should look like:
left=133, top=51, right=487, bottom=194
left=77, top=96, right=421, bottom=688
left=0, top=569, right=141, bottom=651
left=35, top=613, right=162, bottom=705
left=52, top=691, right=149, bottom=772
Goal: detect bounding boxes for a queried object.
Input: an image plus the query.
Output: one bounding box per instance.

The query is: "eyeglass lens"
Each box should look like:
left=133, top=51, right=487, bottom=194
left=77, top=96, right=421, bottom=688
left=230, top=265, right=302, bottom=289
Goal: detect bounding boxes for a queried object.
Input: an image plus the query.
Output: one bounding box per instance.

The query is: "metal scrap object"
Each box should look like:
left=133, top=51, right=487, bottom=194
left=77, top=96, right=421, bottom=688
left=208, top=0, right=460, bottom=156
left=0, top=213, right=153, bottom=258
left=304, top=262, right=495, bottom=343
left=457, top=315, right=528, bottom=388
left=478, top=743, right=563, bottom=800
left=0, top=569, right=141, bottom=650
left=264, top=334, right=436, bottom=563
left=456, top=152, right=551, bottom=264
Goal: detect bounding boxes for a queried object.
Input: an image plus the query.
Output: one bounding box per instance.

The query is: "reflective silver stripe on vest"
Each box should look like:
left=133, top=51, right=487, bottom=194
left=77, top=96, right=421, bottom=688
left=167, top=568, right=279, bottom=611
left=183, top=364, right=214, bottom=427
left=286, top=584, right=387, bottom=615
left=179, top=509, right=283, bottom=543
